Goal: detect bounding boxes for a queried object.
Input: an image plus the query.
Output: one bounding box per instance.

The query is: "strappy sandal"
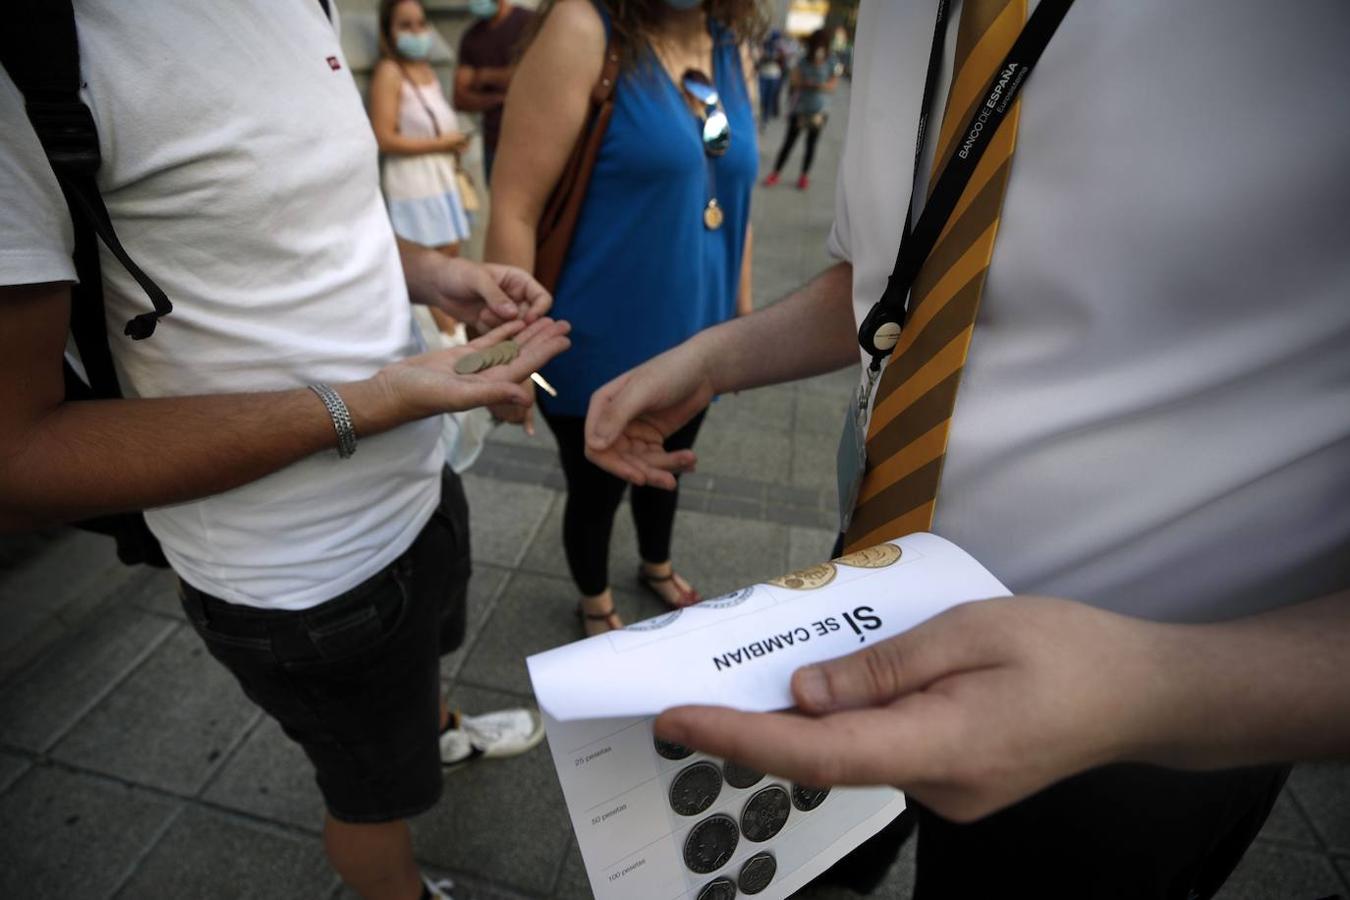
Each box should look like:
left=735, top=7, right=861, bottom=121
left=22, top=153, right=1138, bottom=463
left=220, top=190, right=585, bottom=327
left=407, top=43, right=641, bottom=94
left=637, top=566, right=702, bottom=609
left=576, top=601, right=622, bottom=636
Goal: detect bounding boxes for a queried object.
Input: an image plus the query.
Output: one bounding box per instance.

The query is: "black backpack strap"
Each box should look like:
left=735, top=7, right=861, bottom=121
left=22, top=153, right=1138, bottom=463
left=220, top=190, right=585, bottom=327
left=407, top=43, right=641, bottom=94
left=0, top=0, right=172, bottom=342
left=1, top=3, right=175, bottom=568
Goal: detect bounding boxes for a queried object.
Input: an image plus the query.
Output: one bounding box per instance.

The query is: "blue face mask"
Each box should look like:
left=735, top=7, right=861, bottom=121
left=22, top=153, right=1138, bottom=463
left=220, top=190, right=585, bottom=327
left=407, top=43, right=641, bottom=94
left=468, top=0, right=499, bottom=17
left=395, top=30, right=433, bottom=60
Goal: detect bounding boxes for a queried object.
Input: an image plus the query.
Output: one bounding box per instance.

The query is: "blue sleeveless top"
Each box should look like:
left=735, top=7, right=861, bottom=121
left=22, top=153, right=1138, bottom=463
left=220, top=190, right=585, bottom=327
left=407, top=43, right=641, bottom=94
left=538, top=14, right=758, bottom=416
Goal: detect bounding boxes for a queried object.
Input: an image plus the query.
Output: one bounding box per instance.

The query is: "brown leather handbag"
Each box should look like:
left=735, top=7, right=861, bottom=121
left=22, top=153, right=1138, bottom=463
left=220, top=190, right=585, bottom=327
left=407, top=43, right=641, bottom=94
left=533, top=45, right=622, bottom=293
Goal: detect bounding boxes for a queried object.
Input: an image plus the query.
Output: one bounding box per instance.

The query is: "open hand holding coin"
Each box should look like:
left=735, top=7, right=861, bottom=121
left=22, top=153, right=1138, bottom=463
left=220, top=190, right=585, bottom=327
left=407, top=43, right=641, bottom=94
left=453, top=337, right=558, bottom=397
left=374, top=317, right=571, bottom=425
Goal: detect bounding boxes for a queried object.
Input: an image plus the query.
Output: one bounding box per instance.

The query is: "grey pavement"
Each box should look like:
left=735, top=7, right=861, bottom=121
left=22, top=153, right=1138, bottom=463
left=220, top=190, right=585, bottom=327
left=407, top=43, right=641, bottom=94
left=2, top=86, right=1348, bottom=900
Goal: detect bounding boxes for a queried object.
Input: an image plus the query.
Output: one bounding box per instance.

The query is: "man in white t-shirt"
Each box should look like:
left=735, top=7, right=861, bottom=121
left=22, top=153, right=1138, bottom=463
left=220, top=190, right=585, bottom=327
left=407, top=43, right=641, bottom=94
left=0, top=4, right=570, bottom=899
left=581, top=1, right=1350, bottom=896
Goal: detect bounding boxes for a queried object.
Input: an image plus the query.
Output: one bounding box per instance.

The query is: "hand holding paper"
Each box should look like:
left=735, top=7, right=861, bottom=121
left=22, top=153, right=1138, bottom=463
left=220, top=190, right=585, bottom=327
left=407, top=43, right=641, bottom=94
left=527, top=533, right=1014, bottom=900
left=656, top=596, right=1168, bottom=823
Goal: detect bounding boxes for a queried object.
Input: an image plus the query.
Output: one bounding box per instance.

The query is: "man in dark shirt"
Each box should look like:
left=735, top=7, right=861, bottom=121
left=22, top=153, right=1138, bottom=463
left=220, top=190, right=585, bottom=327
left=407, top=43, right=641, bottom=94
left=455, top=2, right=534, bottom=183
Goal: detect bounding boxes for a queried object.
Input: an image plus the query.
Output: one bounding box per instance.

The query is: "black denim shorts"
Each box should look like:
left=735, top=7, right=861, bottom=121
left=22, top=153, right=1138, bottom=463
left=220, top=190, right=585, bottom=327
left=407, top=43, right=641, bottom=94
left=179, top=469, right=471, bottom=823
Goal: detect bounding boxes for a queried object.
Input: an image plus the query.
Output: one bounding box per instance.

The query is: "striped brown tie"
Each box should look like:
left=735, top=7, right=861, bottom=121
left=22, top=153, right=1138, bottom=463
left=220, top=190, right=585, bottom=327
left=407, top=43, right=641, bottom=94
left=844, top=0, right=1028, bottom=553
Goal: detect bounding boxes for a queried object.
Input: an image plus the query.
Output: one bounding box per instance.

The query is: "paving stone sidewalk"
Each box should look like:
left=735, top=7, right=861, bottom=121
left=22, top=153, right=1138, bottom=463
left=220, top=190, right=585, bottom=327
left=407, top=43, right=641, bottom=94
left=2, top=87, right=1347, bottom=900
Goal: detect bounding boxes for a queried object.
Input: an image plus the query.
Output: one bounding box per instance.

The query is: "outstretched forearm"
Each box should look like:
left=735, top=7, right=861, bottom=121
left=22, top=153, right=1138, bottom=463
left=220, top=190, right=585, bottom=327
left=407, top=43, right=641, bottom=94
left=0, top=379, right=393, bottom=531
left=453, top=66, right=507, bottom=112
left=695, top=261, right=858, bottom=393
left=1, top=273, right=562, bottom=531
left=1141, top=589, right=1350, bottom=769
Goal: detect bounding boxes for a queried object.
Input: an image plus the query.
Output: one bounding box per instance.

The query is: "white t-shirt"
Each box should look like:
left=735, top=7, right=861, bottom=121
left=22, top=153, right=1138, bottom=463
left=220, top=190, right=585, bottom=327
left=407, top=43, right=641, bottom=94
left=0, top=1, right=443, bottom=610
left=830, top=0, right=1350, bottom=622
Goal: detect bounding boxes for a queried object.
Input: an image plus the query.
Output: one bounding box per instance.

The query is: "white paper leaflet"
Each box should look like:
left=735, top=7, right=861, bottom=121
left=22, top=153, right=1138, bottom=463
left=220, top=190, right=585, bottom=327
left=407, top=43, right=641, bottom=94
left=526, top=533, right=1009, bottom=900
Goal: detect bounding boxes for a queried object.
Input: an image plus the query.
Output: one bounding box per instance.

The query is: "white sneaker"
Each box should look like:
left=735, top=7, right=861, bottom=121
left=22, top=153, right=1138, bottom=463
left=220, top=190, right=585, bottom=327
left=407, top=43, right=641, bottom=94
left=440, top=708, right=545, bottom=772
left=423, top=875, right=455, bottom=899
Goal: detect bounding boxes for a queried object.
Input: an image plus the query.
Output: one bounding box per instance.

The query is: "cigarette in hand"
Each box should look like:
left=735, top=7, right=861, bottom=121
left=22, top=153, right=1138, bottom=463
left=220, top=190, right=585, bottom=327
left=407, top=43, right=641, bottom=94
left=530, top=372, right=558, bottom=398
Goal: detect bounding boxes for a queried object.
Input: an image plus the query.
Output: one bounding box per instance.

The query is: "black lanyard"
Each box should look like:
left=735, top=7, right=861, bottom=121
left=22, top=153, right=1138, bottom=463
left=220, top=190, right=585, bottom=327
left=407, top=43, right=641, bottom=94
left=857, top=0, right=1076, bottom=371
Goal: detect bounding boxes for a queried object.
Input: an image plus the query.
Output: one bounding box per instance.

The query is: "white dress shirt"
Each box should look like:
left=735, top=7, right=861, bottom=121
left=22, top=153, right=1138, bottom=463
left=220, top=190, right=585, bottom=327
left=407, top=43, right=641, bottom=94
left=829, top=0, right=1350, bottom=621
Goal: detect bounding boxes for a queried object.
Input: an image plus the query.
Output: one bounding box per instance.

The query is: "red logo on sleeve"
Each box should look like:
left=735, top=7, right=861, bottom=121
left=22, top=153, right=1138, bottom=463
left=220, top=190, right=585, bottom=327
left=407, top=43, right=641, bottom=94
left=326, top=56, right=341, bottom=71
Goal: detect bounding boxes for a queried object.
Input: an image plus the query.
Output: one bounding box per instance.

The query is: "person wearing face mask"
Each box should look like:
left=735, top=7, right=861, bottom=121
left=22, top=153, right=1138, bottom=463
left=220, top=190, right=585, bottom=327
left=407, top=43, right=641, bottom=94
left=454, top=0, right=535, bottom=184
left=762, top=28, right=837, bottom=191
left=371, top=0, right=475, bottom=261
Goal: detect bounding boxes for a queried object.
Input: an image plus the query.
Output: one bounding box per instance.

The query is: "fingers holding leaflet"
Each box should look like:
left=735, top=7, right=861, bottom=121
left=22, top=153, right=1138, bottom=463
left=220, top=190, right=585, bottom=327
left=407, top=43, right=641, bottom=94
left=654, top=701, right=951, bottom=789
left=791, top=602, right=1009, bottom=715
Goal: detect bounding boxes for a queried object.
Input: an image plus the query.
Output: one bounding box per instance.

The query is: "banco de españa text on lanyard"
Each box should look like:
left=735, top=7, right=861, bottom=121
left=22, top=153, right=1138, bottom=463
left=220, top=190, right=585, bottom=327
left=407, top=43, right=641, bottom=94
left=841, top=0, right=1075, bottom=551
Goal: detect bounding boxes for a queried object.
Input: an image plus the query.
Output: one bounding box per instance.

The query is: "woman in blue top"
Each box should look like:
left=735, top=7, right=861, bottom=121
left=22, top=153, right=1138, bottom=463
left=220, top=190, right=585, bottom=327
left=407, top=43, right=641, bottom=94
left=489, top=0, right=758, bottom=634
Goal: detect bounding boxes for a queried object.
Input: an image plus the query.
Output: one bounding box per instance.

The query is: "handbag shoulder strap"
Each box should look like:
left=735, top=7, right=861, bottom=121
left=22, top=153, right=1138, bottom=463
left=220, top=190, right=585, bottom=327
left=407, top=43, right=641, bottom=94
left=395, top=61, right=443, bottom=137
left=533, top=42, right=621, bottom=292
left=591, top=47, right=621, bottom=104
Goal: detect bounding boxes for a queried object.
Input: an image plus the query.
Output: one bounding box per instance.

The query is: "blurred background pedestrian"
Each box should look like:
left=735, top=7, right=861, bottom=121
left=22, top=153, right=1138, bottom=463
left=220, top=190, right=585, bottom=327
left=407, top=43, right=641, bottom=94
left=371, top=0, right=475, bottom=263
left=455, top=0, right=535, bottom=185
left=763, top=27, right=836, bottom=190
left=756, top=28, right=786, bottom=129
left=487, top=0, right=760, bottom=635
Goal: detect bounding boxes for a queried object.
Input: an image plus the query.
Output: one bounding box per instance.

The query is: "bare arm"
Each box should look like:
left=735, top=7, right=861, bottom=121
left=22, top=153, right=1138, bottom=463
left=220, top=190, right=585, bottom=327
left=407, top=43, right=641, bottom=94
left=584, top=262, right=857, bottom=487
left=1147, top=588, right=1350, bottom=769
left=485, top=0, right=605, bottom=268
left=0, top=281, right=568, bottom=532
left=700, top=260, right=856, bottom=393
left=740, top=42, right=759, bottom=126
left=476, top=65, right=516, bottom=90
left=736, top=45, right=756, bottom=317
left=453, top=65, right=508, bottom=113
left=369, top=61, right=466, bottom=156
left=657, top=588, right=1350, bottom=823
left=736, top=224, right=754, bottom=317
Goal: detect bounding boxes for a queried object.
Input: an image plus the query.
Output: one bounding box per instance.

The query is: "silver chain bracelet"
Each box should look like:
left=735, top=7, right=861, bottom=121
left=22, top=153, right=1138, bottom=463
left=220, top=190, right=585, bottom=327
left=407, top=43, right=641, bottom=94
left=308, top=383, right=357, bottom=459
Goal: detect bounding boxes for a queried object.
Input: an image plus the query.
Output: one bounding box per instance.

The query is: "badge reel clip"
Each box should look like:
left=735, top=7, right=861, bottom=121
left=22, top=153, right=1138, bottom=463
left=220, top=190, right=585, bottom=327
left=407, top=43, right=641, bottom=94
left=838, top=302, right=904, bottom=534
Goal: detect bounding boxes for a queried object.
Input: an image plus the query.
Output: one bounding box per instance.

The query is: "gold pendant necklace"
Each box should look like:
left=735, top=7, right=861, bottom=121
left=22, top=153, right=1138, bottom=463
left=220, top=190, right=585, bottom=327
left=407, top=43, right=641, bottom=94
left=703, top=198, right=724, bottom=230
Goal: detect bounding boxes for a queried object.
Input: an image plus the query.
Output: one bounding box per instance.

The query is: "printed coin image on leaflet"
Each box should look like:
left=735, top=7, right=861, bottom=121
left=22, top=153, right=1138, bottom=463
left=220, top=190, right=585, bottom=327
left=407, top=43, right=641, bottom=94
left=834, top=543, right=902, bottom=569
left=738, top=852, right=777, bottom=895
left=740, top=785, right=791, bottom=842
left=684, top=814, right=740, bottom=874
left=791, top=784, right=830, bottom=812
left=723, top=761, right=764, bottom=789
left=696, top=876, right=737, bottom=900
left=768, top=562, right=837, bottom=590
left=655, top=735, right=695, bottom=760
left=670, top=761, right=723, bottom=816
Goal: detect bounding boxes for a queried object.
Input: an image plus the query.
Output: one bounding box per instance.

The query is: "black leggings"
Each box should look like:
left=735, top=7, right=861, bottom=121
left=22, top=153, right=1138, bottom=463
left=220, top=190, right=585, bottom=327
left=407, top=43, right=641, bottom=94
left=774, top=113, right=826, bottom=176
left=542, top=409, right=707, bottom=597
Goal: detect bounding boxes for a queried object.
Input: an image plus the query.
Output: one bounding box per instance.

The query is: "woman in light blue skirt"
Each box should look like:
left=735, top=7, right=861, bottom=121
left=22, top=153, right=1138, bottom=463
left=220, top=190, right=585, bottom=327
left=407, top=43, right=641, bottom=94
left=369, top=0, right=474, bottom=255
